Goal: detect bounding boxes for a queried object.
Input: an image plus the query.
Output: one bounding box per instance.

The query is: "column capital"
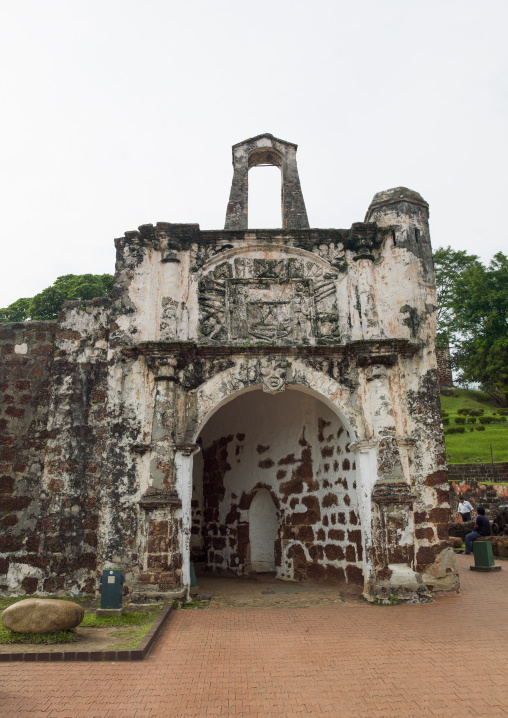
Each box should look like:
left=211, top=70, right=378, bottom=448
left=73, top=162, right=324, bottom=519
left=398, top=437, right=416, bottom=449
left=349, top=439, right=378, bottom=454
left=175, top=442, right=200, bottom=457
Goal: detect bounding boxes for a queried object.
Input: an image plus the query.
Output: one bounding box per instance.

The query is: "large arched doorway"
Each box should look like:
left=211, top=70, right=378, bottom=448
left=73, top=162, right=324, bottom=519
left=190, top=386, right=364, bottom=586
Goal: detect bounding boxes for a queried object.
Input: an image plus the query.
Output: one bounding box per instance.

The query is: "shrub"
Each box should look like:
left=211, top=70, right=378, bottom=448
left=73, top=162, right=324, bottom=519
left=441, top=411, right=449, bottom=418
left=457, top=408, right=470, bottom=415
left=469, top=408, right=485, bottom=416
left=446, top=427, right=466, bottom=435
left=455, top=417, right=466, bottom=425
left=440, top=389, right=459, bottom=397
left=479, top=416, right=495, bottom=424
left=442, top=417, right=450, bottom=425
left=466, top=417, right=477, bottom=423
left=476, top=425, right=486, bottom=431
left=496, top=408, right=508, bottom=416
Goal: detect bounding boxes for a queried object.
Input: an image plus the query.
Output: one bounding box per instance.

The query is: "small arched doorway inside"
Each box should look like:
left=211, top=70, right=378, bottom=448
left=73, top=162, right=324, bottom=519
left=249, top=488, right=278, bottom=573
left=190, top=386, right=363, bottom=587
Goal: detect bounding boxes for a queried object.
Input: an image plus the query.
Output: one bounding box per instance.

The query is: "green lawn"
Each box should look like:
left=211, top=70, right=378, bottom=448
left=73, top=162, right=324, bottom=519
left=440, top=389, right=508, bottom=464
left=440, top=388, right=497, bottom=413
left=0, top=596, right=163, bottom=648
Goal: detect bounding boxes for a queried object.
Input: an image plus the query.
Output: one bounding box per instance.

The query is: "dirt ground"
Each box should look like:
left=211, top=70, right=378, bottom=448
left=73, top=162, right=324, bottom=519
left=191, top=570, right=365, bottom=608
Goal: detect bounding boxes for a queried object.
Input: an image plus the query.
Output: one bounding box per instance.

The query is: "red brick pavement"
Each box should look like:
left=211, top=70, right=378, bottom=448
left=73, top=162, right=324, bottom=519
left=1, top=554, right=507, bottom=718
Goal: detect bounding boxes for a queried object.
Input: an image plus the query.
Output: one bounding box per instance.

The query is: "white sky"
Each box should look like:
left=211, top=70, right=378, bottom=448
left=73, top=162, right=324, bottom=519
left=0, top=0, right=507, bottom=307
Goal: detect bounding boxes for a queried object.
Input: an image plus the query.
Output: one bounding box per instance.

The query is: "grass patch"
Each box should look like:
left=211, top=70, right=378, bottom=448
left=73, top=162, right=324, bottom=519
left=448, top=480, right=508, bottom=487
left=440, top=388, right=496, bottom=413
left=105, top=608, right=165, bottom=650
left=440, top=390, right=508, bottom=464
left=0, top=597, right=164, bottom=649
left=81, top=608, right=163, bottom=628
left=180, top=599, right=210, bottom=609
left=0, top=626, right=77, bottom=645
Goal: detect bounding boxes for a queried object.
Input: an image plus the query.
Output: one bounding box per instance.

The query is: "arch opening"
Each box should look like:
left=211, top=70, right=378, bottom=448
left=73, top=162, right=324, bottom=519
left=248, top=165, right=282, bottom=229
left=190, top=387, right=364, bottom=586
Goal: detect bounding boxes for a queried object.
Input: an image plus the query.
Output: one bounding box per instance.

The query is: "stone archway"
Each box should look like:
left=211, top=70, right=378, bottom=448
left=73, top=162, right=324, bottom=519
left=189, top=385, right=368, bottom=586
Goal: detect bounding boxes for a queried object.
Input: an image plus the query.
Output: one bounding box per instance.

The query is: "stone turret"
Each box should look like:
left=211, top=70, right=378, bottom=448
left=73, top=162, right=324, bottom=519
left=365, top=187, right=434, bottom=279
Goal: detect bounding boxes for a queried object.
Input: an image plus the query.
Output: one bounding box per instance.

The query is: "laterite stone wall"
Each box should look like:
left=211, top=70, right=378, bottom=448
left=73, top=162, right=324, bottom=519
left=0, top=322, right=56, bottom=593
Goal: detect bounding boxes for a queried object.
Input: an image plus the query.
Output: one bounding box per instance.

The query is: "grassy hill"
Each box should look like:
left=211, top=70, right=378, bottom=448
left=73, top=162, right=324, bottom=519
left=440, top=389, right=508, bottom=464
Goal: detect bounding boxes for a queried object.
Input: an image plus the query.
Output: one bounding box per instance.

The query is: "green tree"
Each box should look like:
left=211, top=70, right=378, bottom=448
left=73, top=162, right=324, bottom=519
left=0, top=274, right=114, bottom=322
left=0, top=297, right=32, bottom=322
left=451, top=252, right=508, bottom=405
left=432, top=246, right=480, bottom=350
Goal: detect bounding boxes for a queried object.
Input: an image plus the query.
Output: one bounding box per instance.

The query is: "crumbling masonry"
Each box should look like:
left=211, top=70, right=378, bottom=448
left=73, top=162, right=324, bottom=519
left=0, top=134, right=459, bottom=603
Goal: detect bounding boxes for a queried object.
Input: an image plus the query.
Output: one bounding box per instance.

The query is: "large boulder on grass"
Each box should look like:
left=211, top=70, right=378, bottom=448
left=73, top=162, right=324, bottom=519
left=1, top=599, right=84, bottom=634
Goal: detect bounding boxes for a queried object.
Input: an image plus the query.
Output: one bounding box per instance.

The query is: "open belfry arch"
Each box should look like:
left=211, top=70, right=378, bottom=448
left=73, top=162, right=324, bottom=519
left=225, top=134, right=309, bottom=230
left=0, top=134, right=459, bottom=603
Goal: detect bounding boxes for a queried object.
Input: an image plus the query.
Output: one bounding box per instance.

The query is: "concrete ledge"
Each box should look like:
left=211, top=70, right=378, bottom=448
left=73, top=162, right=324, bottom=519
left=470, top=565, right=502, bottom=572
left=96, top=607, right=125, bottom=617
left=0, top=603, right=173, bottom=663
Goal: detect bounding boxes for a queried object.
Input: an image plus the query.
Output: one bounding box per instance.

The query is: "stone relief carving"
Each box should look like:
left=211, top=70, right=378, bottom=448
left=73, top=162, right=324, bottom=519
left=260, top=358, right=287, bottom=393
left=311, top=242, right=348, bottom=271
left=160, top=297, right=178, bottom=340
left=190, top=242, right=234, bottom=273
left=197, top=257, right=342, bottom=345
left=160, top=298, right=189, bottom=341
left=227, top=357, right=288, bottom=394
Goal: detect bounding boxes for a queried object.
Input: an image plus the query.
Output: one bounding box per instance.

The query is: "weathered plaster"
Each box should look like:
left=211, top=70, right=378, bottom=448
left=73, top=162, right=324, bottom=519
left=0, top=137, right=458, bottom=602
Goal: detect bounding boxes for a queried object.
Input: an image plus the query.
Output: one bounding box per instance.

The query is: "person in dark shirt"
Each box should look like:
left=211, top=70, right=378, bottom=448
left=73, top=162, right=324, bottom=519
left=464, top=506, right=491, bottom=554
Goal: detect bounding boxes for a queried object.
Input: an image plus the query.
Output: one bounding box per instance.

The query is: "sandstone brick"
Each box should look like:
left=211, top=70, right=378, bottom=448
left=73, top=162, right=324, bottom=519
left=6, top=406, right=24, bottom=419
left=415, top=526, right=435, bottom=541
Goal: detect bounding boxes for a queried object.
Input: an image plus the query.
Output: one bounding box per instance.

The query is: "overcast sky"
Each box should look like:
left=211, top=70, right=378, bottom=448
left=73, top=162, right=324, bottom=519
left=1, top=0, right=506, bottom=307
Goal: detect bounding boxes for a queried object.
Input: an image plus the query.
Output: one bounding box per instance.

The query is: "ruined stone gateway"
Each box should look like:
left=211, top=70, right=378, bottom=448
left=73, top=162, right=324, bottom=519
left=0, top=134, right=459, bottom=603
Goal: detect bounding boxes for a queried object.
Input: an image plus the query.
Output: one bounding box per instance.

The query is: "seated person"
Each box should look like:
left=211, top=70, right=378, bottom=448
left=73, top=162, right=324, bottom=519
left=464, top=506, right=490, bottom=554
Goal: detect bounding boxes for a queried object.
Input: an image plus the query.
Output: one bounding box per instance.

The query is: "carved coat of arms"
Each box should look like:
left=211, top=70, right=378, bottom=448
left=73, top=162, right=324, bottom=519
left=197, top=257, right=342, bottom=345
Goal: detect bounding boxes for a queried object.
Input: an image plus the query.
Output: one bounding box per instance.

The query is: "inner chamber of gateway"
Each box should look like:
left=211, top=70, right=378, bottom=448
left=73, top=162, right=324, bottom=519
left=190, top=388, right=364, bottom=585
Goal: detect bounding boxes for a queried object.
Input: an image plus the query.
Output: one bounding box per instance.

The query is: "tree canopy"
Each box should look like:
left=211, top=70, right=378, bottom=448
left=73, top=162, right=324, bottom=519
left=433, top=248, right=508, bottom=405
left=0, top=274, right=114, bottom=322
left=432, top=246, right=480, bottom=350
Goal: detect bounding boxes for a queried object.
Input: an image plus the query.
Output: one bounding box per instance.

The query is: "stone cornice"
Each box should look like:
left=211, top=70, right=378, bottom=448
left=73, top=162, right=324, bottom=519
left=123, top=338, right=420, bottom=361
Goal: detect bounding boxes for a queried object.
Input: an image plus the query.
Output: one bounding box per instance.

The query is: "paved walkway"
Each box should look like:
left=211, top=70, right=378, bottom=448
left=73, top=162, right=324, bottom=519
left=1, top=554, right=507, bottom=717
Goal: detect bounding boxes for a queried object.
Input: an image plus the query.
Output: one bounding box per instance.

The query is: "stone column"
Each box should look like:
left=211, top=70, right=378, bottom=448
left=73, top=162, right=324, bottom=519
left=355, top=259, right=379, bottom=339
left=224, top=164, right=249, bottom=230
left=349, top=439, right=378, bottom=597
left=358, top=361, right=430, bottom=602
left=281, top=152, right=309, bottom=229
left=174, top=443, right=200, bottom=598
left=348, top=223, right=382, bottom=340
left=364, top=362, right=405, bottom=483
left=149, top=378, right=177, bottom=492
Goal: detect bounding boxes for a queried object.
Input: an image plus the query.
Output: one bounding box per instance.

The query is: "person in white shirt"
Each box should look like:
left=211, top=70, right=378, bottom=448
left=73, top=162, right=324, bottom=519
left=458, top=499, right=474, bottom=522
